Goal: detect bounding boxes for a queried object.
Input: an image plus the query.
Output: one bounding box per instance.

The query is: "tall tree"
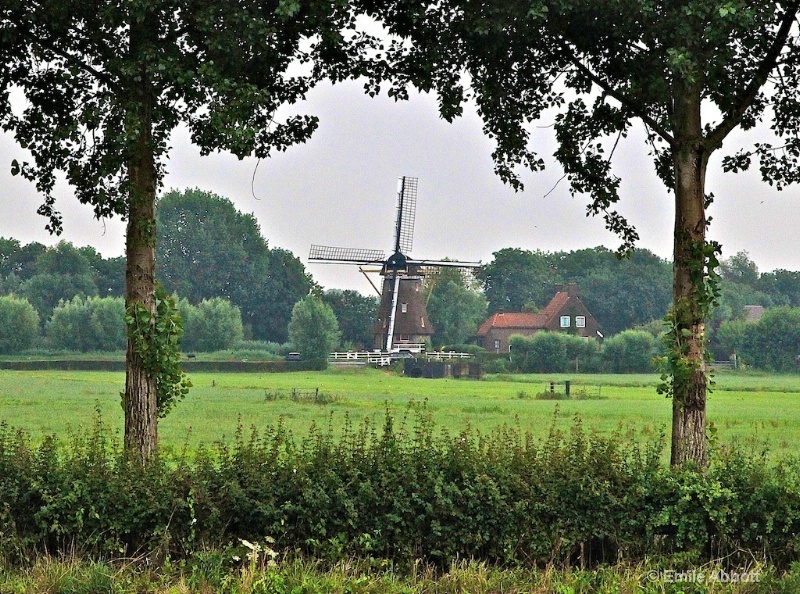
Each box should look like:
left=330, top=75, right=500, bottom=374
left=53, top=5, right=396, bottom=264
left=367, top=0, right=800, bottom=466
left=759, top=270, right=800, bottom=307
left=425, top=268, right=487, bottom=347
left=476, top=248, right=557, bottom=313
left=157, top=189, right=271, bottom=306
left=20, top=242, right=98, bottom=321
left=322, top=289, right=379, bottom=349
left=288, top=294, right=340, bottom=364
left=4, top=0, right=372, bottom=461
left=256, top=247, right=314, bottom=343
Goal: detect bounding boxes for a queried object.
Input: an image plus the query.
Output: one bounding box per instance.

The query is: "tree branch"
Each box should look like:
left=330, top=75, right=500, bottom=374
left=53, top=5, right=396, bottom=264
left=15, top=26, right=116, bottom=89
left=558, top=42, right=676, bottom=146
left=706, top=0, right=800, bottom=149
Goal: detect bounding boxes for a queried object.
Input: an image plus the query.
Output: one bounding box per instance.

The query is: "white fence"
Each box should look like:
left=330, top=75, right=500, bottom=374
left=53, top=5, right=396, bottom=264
left=328, top=349, right=473, bottom=367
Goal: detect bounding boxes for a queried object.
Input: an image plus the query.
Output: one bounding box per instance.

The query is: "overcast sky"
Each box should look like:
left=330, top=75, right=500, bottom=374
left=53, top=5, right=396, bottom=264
left=1, top=80, right=798, bottom=295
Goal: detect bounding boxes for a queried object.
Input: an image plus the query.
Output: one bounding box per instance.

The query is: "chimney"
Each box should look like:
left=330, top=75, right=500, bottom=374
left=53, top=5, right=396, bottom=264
left=567, top=282, right=578, bottom=297
left=554, top=284, right=564, bottom=294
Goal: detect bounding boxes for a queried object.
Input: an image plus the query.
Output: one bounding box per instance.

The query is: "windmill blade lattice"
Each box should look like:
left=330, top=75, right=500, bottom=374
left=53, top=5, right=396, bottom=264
left=309, top=244, right=385, bottom=264
left=395, top=176, right=418, bottom=254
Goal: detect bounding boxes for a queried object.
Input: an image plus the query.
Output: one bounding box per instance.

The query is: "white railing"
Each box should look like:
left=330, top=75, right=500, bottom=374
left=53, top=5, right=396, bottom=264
left=329, top=351, right=371, bottom=361
left=391, top=343, right=426, bottom=353
left=328, top=349, right=473, bottom=367
left=424, top=351, right=473, bottom=361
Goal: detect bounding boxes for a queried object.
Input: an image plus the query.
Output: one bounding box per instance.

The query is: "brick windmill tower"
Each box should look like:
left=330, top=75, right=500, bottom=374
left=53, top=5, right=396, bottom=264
left=309, top=177, right=479, bottom=352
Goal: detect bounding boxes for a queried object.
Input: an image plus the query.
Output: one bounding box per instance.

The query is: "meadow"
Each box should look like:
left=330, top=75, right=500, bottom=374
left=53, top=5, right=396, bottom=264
left=4, top=366, right=800, bottom=592
left=1, top=366, right=798, bottom=456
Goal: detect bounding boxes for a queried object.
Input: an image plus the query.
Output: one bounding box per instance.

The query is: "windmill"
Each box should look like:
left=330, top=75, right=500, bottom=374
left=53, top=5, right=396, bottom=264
left=309, top=177, right=480, bottom=352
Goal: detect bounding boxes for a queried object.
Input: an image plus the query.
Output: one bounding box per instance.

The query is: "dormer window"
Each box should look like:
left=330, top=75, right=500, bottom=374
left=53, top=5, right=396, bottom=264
left=401, top=303, right=408, bottom=313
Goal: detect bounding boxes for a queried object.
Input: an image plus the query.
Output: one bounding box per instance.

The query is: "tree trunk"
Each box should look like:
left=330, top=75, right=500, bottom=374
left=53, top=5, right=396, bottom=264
left=670, top=82, right=710, bottom=468
left=123, top=17, right=159, bottom=463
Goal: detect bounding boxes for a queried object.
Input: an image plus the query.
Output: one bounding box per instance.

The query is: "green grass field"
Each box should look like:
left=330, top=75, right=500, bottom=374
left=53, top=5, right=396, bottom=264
left=1, top=366, right=799, bottom=456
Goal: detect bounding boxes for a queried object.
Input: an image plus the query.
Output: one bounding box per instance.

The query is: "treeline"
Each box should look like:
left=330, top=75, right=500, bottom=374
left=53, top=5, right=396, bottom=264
left=484, top=329, right=661, bottom=374
left=0, top=293, right=251, bottom=355
left=3, top=189, right=800, bottom=367
left=476, top=247, right=800, bottom=371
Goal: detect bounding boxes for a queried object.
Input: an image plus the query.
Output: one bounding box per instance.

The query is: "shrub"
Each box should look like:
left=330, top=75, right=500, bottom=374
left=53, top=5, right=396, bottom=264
left=739, top=307, right=800, bottom=372
left=601, top=330, right=659, bottom=373
left=509, top=332, right=598, bottom=373
left=182, top=297, right=244, bottom=352
left=0, top=295, right=40, bottom=354
left=46, top=296, right=126, bottom=352
left=288, top=295, right=340, bottom=364
left=3, top=410, right=800, bottom=571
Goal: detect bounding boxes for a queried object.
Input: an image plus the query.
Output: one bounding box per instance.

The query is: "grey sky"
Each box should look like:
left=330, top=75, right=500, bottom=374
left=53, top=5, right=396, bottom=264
left=1, top=80, right=798, bottom=295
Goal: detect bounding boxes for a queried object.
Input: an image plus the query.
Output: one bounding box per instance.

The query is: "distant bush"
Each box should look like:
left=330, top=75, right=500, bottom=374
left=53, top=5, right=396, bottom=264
left=509, top=332, right=600, bottom=373
left=288, top=295, right=340, bottom=365
left=46, top=296, right=126, bottom=352
left=738, top=307, right=800, bottom=372
left=181, top=297, right=244, bottom=352
left=233, top=340, right=286, bottom=353
left=0, top=295, right=40, bottom=354
left=601, top=330, right=659, bottom=373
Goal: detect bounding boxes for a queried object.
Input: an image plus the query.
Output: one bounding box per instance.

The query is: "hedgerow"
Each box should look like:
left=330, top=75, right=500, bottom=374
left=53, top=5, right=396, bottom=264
left=2, top=405, right=800, bottom=570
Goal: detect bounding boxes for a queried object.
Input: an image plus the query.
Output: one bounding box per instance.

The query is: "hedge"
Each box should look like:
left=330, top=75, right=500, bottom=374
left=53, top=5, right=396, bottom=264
left=1, top=409, right=800, bottom=570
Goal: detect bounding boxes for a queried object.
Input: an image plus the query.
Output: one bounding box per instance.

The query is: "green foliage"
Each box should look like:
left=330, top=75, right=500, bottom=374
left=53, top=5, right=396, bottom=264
left=713, top=318, right=751, bottom=361
left=510, top=332, right=600, bottom=373
left=657, top=240, right=722, bottom=400
left=157, top=190, right=312, bottom=343
left=0, top=295, right=40, bottom=354
left=181, top=297, right=244, bottom=353
left=476, top=248, right=556, bottom=314
left=125, top=288, right=191, bottom=418
left=321, top=289, right=378, bottom=349
left=426, top=277, right=487, bottom=347
left=4, top=409, right=800, bottom=572
left=603, top=330, right=660, bottom=373
left=738, top=307, right=800, bottom=372
left=288, top=295, right=340, bottom=364
left=46, top=296, right=126, bottom=352
left=477, top=247, right=672, bottom=335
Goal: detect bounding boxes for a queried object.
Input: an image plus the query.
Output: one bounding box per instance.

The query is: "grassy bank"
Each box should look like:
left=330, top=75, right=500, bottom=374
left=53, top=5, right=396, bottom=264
left=1, top=556, right=795, bottom=593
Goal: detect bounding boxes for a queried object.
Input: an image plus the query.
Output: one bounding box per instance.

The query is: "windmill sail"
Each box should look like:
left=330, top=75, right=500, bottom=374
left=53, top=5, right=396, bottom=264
left=394, top=176, right=417, bottom=254
left=309, top=244, right=384, bottom=264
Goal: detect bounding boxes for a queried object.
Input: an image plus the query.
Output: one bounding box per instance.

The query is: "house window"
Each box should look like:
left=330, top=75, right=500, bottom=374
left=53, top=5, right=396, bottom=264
left=576, top=316, right=586, bottom=328
left=560, top=315, right=570, bottom=328
left=401, top=303, right=408, bottom=313
left=494, top=339, right=500, bottom=353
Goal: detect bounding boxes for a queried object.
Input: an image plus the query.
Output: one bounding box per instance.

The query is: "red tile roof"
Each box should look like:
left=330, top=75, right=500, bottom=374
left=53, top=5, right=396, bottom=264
left=476, top=311, right=549, bottom=335
left=476, top=289, right=572, bottom=336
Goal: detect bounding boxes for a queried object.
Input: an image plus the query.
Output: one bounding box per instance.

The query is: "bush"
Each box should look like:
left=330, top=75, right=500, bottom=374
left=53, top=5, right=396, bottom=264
left=181, top=297, right=244, bottom=352
left=46, top=296, right=126, bottom=352
left=739, top=307, right=800, bottom=372
left=509, top=332, right=599, bottom=373
left=0, top=295, right=40, bottom=354
left=288, top=295, right=340, bottom=364
left=601, top=330, right=659, bottom=373
left=4, top=410, right=800, bottom=570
